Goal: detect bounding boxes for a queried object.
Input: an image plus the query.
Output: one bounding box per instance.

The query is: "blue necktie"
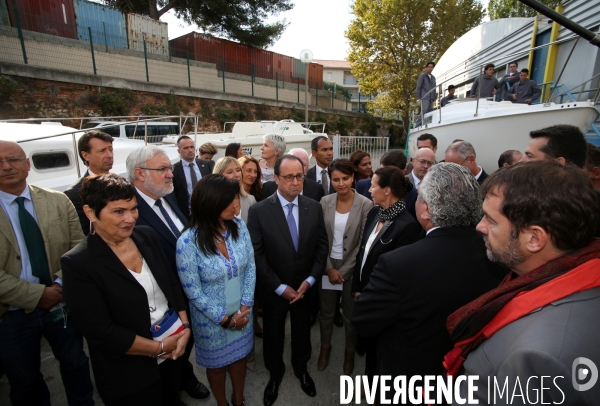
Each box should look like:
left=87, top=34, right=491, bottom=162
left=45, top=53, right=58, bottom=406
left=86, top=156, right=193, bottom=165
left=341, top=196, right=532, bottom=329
left=286, top=203, right=298, bottom=251
left=155, top=199, right=181, bottom=238
left=15, top=197, right=52, bottom=286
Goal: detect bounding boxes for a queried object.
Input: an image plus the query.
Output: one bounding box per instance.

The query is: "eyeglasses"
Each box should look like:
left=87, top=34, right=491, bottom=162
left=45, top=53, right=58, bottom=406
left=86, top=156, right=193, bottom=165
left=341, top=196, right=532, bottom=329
left=415, top=159, right=435, bottom=167
left=0, top=156, right=26, bottom=165
left=139, top=165, right=174, bottom=173
left=278, top=174, right=305, bottom=182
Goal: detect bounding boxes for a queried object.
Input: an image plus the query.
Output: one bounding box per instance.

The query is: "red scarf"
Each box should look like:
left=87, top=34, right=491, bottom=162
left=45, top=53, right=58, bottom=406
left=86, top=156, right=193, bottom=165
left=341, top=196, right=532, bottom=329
left=444, top=239, right=600, bottom=376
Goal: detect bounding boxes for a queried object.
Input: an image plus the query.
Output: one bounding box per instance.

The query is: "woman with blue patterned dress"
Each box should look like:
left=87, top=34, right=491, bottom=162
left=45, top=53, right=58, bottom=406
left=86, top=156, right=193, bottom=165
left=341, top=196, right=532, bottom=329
left=176, top=174, right=256, bottom=406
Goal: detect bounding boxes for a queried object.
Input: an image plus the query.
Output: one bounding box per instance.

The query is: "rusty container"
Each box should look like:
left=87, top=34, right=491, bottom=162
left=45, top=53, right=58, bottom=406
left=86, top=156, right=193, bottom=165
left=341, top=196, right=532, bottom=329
left=7, top=0, right=77, bottom=39
left=126, top=12, right=168, bottom=56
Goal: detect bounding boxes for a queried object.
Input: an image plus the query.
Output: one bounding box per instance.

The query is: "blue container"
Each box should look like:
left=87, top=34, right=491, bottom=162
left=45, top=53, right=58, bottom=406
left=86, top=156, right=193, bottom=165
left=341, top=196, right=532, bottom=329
left=0, top=0, right=9, bottom=26
left=73, top=0, right=127, bottom=49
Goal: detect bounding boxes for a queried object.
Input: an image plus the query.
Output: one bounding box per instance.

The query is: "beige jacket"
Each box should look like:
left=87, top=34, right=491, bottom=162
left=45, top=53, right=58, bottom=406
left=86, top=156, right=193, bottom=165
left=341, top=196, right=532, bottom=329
left=0, top=185, right=84, bottom=317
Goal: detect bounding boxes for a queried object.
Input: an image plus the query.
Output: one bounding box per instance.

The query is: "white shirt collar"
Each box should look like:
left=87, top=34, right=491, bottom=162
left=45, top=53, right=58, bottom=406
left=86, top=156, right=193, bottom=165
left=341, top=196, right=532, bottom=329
left=474, top=166, right=483, bottom=180
left=412, top=170, right=422, bottom=187
left=0, top=184, right=31, bottom=203
left=316, top=164, right=328, bottom=176
left=426, top=226, right=441, bottom=235
left=135, top=186, right=160, bottom=207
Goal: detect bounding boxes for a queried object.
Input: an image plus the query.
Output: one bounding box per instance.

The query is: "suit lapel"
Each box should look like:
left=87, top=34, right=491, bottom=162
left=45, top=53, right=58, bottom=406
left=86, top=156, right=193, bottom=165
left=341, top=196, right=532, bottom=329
left=132, top=230, right=171, bottom=300
left=297, top=195, right=310, bottom=253
left=365, top=217, right=392, bottom=259
left=0, top=202, right=19, bottom=259
left=325, top=196, right=336, bottom=238
left=195, top=159, right=211, bottom=177
left=30, top=186, right=50, bottom=243
left=88, top=232, right=139, bottom=285
left=164, top=193, right=187, bottom=224
left=343, top=194, right=362, bottom=237
left=136, top=193, right=178, bottom=248
left=269, top=194, right=296, bottom=252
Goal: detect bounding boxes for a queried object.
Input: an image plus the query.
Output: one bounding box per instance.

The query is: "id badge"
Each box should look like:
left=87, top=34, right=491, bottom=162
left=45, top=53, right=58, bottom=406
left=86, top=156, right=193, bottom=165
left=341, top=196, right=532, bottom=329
left=50, top=302, right=67, bottom=323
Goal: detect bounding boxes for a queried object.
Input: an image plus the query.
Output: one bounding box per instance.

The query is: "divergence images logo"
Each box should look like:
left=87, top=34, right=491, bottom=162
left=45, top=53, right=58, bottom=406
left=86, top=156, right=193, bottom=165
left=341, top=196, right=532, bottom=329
left=572, top=357, right=598, bottom=392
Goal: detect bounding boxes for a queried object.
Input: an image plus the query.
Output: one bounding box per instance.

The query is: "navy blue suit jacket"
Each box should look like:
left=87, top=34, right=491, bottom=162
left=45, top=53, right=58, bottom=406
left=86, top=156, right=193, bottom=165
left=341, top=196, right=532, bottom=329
left=356, top=178, right=372, bottom=201
left=134, top=192, right=187, bottom=276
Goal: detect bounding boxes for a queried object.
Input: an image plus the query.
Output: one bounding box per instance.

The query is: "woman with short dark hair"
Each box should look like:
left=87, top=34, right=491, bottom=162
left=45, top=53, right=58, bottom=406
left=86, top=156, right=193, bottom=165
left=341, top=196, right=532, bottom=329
left=177, top=174, right=255, bottom=406
left=62, top=174, right=190, bottom=406
left=351, top=166, right=421, bottom=381
left=317, top=159, right=372, bottom=375
left=225, top=143, right=244, bottom=159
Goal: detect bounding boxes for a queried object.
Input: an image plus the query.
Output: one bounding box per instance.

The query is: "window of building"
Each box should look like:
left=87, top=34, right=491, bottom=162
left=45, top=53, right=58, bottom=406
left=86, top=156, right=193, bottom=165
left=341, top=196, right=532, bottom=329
left=31, top=151, right=72, bottom=170
left=327, top=72, right=332, bottom=81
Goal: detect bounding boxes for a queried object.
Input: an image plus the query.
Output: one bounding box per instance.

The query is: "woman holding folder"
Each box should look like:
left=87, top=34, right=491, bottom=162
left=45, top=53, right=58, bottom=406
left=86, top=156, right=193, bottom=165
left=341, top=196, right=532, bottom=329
left=317, top=159, right=372, bottom=375
left=62, top=174, right=190, bottom=406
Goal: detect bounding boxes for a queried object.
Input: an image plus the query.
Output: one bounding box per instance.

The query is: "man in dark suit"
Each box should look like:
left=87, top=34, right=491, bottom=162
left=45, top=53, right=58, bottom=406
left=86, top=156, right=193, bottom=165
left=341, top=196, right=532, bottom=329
left=172, top=135, right=213, bottom=220
left=351, top=163, right=503, bottom=402
left=261, top=148, right=324, bottom=202
left=64, top=130, right=114, bottom=234
left=444, top=140, right=488, bottom=184
left=127, top=146, right=210, bottom=401
left=247, top=155, right=328, bottom=406
left=306, top=136, right=335, bottom=195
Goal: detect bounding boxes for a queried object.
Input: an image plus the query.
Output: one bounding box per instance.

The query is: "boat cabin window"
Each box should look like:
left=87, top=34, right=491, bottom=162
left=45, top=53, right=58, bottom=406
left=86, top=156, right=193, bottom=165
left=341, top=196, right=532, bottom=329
left=31, top=152, right=71, bottom=170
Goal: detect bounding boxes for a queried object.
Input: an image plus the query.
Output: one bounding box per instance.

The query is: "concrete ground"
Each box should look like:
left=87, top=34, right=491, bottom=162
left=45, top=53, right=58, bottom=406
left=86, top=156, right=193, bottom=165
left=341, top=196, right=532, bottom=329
left=0, top=314, right=364, bottom=405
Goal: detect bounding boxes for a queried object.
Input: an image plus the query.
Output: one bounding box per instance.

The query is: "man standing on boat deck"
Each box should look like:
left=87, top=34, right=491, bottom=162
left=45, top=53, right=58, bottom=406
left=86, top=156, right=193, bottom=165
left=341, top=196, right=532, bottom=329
left=504, top=68, right=541, bottom=104
left=469, top=63, right=500, bottom=99
left=444, top=141, right=489, bottom=184
left=440, top=85, right=457, bottom=107
left=64, top=130, right=113, bottom=235
left=416, top=61, right=437, bottom=126
left=498, top=61, right=520, bottom=88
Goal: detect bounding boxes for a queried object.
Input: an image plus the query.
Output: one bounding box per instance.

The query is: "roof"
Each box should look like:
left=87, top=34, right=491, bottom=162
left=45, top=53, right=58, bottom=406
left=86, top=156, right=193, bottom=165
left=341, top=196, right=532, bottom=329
left=312, top=60, right=351, bottom=69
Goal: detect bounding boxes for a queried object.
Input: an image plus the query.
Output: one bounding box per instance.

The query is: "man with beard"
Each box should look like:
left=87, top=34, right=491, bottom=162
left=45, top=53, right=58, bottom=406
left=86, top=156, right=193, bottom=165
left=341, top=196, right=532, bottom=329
left=127, top=146, right=211, bottom=401
left=447, top=161, right=600, bottom=405
left=65, top=130, right=114, bottom=234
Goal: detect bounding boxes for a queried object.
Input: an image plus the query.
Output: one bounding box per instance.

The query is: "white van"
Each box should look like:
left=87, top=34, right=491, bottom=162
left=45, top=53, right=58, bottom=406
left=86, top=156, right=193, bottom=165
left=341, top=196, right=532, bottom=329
left=82, top=121, right=180, bottom=143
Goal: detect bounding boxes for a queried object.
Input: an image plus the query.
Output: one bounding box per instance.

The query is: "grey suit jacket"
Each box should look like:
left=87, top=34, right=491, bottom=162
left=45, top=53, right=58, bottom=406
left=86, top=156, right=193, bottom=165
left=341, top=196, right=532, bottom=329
left=239, top=193, right=256, bottom=223
left=321, top=191, right=373, bottom=279
left=416, top=72, right=437, bottom=102
left=0, top=185, right=84, bottom=316
left=455, top=287, right=600, bottom=405
left=405, top=171, right=417, bottom=187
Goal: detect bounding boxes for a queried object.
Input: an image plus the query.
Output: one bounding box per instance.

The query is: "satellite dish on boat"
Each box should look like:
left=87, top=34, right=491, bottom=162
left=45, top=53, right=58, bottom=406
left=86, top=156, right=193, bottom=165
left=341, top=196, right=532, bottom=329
left=300, top=49, right=313, bottom=63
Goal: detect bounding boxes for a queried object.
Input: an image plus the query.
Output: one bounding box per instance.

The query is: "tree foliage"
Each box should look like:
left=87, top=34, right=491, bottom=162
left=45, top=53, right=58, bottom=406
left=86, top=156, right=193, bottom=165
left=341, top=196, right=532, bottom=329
left=346, top=0, right=484, bottom=133
left=103, top=0, right=293, bottom=48
left=488, top=0, right=561, bottom=20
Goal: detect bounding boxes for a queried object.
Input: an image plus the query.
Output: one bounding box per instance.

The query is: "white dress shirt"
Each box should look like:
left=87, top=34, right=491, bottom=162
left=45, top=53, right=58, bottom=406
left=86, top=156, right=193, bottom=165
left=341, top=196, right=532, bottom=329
left=136, top=187, right=184, bottom=234
left=412, top=170, right=422, bottom=188
left=274, top=191, right=315, bottom=295
left=474, top=166, right=483, bottom=181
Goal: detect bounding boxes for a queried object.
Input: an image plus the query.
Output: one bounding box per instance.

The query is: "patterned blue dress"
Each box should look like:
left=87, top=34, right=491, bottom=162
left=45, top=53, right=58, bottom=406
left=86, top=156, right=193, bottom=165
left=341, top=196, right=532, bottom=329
left=176, top=218, right=256, bottom=368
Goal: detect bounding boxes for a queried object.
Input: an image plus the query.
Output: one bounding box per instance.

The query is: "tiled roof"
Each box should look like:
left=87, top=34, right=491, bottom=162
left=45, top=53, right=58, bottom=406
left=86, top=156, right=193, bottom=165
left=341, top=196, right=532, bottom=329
left=313, top=60, right=351, bottom=68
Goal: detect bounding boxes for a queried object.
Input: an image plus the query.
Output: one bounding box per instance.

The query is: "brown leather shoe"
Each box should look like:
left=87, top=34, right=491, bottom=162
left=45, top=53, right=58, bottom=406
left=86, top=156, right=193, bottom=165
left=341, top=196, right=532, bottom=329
left=317, top=345, right=331, bottom=371
left=343, top=348, right=355, bottom=375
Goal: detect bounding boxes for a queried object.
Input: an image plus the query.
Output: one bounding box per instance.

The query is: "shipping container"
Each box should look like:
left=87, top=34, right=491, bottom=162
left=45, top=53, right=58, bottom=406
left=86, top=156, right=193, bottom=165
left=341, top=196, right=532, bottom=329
left=169, top=32, right=223, bottom=65
left=0, top=0, right=10, bottom=26
left=6, top=0, right=77, bottom=39
left=250, top=47, right=273, bottom=80
left=126, top=13, right=168, bottom=56
left=73, top=0, right=127, bottom=49
left=309, top=62, right=324, bottom=89
left=224, top=40, right=250, bottom=76
left=273, top=53, right=294, bottom=83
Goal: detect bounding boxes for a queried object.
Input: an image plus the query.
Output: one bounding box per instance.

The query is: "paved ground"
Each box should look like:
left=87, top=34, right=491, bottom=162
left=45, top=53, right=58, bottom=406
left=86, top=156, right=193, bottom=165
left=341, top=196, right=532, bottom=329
left=0, top=314, right=364, bottom=405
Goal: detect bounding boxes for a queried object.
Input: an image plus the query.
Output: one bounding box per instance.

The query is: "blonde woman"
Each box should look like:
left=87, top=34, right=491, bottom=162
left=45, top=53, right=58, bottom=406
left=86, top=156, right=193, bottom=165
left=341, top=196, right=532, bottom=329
left=259, top=134, right=286, bottom=183
left=213, top=156, right=256, bottom=223
left=238, top=155, right=263, bottom=202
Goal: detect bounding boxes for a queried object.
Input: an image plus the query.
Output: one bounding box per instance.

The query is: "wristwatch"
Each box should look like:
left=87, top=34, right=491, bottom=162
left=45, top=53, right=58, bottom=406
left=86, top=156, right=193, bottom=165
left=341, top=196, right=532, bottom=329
left=182, top=323, right=190, bottom=330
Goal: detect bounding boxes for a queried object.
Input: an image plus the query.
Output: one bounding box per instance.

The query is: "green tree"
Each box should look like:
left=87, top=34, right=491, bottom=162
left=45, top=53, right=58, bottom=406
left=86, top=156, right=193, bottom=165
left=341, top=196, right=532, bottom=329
left=104, top=0, right=293, bottom=48
left=488, top=0, right=561, bottom=20
left=346, top=0, right=484, bottom=135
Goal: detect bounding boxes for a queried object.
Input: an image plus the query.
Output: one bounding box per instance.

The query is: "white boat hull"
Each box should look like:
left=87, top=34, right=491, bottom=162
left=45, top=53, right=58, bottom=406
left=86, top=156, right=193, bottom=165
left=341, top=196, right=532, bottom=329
left=408, top=100, right=599, bottom=174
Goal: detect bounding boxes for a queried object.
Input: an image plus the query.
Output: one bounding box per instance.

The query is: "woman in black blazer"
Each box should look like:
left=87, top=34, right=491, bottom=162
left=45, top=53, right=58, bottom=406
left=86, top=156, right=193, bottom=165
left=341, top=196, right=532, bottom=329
left=62, top=174, right=190, bottom=406
left=351, top=167, right=422, bottom=379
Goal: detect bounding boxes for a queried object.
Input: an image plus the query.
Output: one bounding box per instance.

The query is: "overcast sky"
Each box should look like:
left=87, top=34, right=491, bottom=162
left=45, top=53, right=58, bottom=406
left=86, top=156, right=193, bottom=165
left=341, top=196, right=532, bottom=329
left=162, top=0, right=489, bottom=62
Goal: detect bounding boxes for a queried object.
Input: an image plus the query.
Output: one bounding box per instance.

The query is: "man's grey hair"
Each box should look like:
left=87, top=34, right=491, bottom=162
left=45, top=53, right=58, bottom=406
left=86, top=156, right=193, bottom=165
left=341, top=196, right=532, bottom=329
left=419, top=163, right=482, bottom=228
left=289, top=148, right=309, bottom=161
left=445, top=141, right=477, bottom=160
left=126, top=146, right=167, bottom=180
left=263, top=134, right=286, bottom=157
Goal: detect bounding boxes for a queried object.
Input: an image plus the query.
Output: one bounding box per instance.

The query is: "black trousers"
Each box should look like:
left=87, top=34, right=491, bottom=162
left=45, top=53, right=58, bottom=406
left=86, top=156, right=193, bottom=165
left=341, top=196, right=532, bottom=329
left=262, top=289, right=314, bottom=379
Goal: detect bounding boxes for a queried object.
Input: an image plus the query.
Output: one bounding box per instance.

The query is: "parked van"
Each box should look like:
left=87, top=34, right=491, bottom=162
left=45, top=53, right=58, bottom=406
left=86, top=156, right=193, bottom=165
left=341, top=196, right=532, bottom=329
left=82, top=121, right=180, bottom=143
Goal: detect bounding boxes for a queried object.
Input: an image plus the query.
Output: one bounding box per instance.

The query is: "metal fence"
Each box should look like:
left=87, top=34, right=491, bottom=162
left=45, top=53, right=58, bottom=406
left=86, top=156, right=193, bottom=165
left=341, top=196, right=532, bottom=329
left=1, top=10, right=351, bottom=110
left=333, top=135, right=390, bottom=164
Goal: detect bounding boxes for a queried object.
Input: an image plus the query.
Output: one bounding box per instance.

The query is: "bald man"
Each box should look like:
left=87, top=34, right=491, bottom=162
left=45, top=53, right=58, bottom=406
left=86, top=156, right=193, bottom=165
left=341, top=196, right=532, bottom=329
left=406, top=147, right=436, bottom=188
left=0, top=141, right=93, bottom=405
left=261, top=149, right=325, bottom=202
left=444, top=141, right=488, bottom=184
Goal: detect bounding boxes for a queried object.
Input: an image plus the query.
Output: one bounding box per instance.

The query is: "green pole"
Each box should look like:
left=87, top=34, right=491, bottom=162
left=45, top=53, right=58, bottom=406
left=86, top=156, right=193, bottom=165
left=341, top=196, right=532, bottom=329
left=186, top=50, right=191, bottom=88
left=297, top=77, right=300, bottom=103
left=331, top=90, right=334, bottom=109
left=143, top=40, right=149, bottom=82
left=251, top=65, right=255, bottom=97
left=276, top=72, right=278, bottom=101
left=359, top=92, right=361, bottom=112
left=88, top=27, right=97, bottom=75
left=103, top=22, right=108, bottom=52
left=316, top=83, right=318, bottom=107
left=222, top=58, right=225, bottom=92
left=346, top=96, right=348, bottom=111
left=14, top=8, right=28, bottom=64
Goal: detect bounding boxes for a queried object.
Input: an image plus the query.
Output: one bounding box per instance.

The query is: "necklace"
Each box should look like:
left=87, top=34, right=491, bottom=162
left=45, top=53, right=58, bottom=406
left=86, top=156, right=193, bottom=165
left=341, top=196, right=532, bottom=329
left=137, top=249, right=157, bottom=313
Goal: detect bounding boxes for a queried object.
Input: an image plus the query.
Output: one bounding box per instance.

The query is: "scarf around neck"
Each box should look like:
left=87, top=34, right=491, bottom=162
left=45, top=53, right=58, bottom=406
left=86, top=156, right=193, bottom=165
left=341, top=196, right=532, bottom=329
left=443, top=239, right=600, bottom=376
left=376, top=199, right=406, bottom=223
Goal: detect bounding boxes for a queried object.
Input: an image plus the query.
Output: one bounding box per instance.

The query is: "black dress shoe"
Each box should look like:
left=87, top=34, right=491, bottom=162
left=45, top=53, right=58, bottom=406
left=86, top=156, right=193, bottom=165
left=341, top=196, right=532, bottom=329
left=263, top=376, right=283, bottom=406
left=184, top=381, right=210, bottom=399
left=334, top=311, right=344, bottom=327
left=294, top=372, right=316, bottom=397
